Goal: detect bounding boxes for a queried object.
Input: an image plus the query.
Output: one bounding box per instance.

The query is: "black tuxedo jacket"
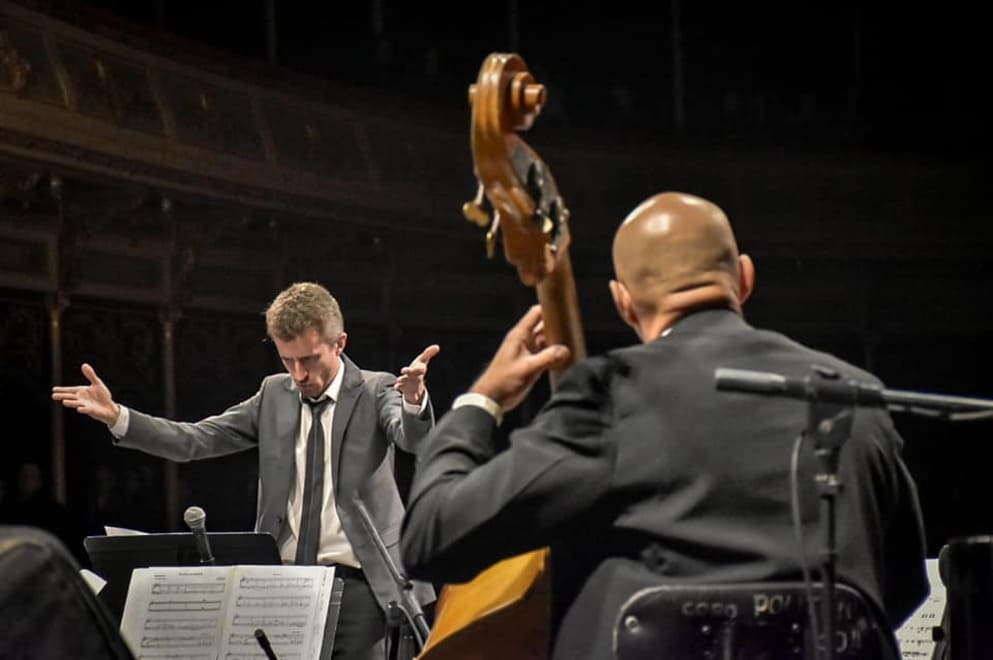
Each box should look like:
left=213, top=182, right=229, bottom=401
left=402, top=309, right=927, bottom=659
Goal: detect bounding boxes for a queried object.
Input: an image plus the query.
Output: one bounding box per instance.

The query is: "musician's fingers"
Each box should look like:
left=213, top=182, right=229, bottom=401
left=526, top=317, right=552, bottom=351
left=524, top=345, right=571, bottom=374
left=51, top=385, right=82, bottom=396
left=412, top=344, right=440, bottom=367
left=81, top=363, right=104, bottom=387
left=513, top=305, right=543, bottom=336
left=76, top=402, right=102, bottom=416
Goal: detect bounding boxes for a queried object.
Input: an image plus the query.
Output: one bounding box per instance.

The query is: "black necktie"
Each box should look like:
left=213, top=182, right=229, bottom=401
left=295, top=397, right=331, bottom=565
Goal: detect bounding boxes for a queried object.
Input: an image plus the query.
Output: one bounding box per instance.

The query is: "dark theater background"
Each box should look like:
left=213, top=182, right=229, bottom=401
left=1, top=0, right=990, bottom=567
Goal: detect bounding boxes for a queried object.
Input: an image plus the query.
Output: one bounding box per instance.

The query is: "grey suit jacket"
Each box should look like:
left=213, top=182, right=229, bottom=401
left=117, top=354, right=436, bottom=611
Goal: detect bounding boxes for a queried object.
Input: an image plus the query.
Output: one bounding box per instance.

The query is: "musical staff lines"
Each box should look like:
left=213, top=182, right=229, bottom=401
left=120, top=565, right=335, bottom=659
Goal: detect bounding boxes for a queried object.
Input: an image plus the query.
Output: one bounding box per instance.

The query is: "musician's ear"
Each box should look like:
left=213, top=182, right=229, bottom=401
left=737, top=254, right=755, bottom=306
left=609, top=279, right=639, bottom=332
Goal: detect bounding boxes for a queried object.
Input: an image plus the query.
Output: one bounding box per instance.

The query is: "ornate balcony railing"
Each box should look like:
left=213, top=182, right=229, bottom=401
left=0, top=1, right=469, bottom=224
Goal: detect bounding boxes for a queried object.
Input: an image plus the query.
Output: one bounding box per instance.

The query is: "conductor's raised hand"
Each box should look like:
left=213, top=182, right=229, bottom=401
left=471, top=305, right=571, bottom=413
left=51, top=363, right=121, bottom=426
left=394, top=344, right=441, bottom=406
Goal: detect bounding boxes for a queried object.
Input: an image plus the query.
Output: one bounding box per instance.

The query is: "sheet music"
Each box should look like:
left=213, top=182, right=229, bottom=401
left=105, top=525, right=149, bottom=536
left=79, top=568, right=108, bottom=595
left=219, top=565, right=335, bottom=660
left=120, top=565, right=335, bottom=660
left=896, top=558, right=944, bottom=659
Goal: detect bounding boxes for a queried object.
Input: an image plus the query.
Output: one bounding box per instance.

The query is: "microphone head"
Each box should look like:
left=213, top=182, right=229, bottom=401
left=183, top=505, right=206, bottom=529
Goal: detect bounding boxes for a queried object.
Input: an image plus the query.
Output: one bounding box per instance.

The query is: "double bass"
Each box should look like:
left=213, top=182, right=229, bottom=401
left=417, top=53, right=586, bottom=660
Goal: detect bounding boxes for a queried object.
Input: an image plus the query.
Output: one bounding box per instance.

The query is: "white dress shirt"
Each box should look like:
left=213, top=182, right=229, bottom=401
left=283, top=363, right=358, bottom=567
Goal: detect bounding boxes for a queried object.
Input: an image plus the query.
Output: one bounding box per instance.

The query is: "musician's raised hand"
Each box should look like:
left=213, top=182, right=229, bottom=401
left=52, top=363, right=121, bottom=426
left=394, top=344, right=440, bottom=406
left=470, top=305, right=571, bottom=413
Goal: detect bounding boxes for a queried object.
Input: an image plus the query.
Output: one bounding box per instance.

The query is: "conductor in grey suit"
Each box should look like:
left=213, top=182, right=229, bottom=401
left=54, top=281, right=439, bottom=659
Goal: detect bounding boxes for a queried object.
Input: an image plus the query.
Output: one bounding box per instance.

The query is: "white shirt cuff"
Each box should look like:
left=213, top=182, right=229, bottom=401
left=403, top=393, right=429, bottom=415
left=109, top=405, right=130, bottom=437
left=452, top=392, right=503, bottom=426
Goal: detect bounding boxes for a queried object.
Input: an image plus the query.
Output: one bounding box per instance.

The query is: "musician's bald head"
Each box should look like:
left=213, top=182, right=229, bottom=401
left=609, top=191, right=754, bottom=342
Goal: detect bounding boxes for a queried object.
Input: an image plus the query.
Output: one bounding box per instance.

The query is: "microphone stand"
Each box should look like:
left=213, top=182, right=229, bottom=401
left=353, top=497, right=430, bottom=659
left=714, top=365, right=993, bottom=660
left=804, top=367, right=855, bottom=660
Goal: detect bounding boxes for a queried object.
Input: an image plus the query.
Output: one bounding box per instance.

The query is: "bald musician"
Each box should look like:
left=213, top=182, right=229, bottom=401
left=400, top=192, right=928, bottom=659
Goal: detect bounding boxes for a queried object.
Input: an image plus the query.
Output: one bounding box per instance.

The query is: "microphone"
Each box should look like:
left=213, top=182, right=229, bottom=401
left=183, top=505, right=216, bottom=566
left=714, top=366, right=993, bottom=416
left=255, top=628, right=279, bottom=659
left=714, top=367, right=886, bottom=407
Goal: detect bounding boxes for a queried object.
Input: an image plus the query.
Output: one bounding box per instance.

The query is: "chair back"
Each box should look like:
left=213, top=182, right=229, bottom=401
left=613, top=581, right=898, bottom=660
left=0, top=525, right=135, bottom=660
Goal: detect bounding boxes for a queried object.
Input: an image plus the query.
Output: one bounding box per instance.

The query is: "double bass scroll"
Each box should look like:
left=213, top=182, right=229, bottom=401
left=417, top=53, right=586, bottom=660
left=461, top=53, right=586, bottom=384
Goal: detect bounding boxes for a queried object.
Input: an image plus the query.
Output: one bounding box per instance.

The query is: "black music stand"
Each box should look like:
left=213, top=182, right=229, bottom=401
left=84, top=531, right=281, bottom=623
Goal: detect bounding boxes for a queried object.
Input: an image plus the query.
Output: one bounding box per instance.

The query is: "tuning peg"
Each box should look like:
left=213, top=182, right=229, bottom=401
left=463, top=183, right=490, bottom=228
left=541, top=212, right=554, bottom=235
left=549, top=198, right=570, bottom=231
left=525, top=162, right=544, bottom=201
left=485, top=214, right=500, bottom=259
left=463, top=201, right=489, bottom=227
